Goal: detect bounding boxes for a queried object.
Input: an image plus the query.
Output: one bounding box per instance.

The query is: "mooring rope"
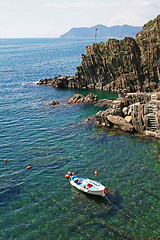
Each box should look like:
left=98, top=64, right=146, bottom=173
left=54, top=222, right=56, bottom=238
left=104, top=195, right=146, bottom=227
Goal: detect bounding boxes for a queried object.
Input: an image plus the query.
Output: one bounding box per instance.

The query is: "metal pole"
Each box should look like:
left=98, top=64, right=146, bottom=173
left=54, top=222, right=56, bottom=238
left=95, top=28, right=97, bottom=42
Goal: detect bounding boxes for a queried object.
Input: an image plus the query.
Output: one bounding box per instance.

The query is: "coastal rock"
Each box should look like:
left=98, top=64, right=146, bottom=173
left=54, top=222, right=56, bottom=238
left=107, top=114, right=134, bottom=132
left=125, top=116, right=132, bottom=123
left=94, top=99, right=113, bottom=108
left=130, top=103, right=144, bottom=132
left=38, top=15, right=160, bottom=93
left=95, top=92, right=160, bottom=135
left=85, top=93, right=97, bottom=102
left=37, top=15, right=160, bottom=137
left=67, top=93, right=98, bottom=104
left=67, top=94, right=85, bottom=104
left=95, top=110, right=111, bottom=127
left=49, top=100, right=60, bottom=106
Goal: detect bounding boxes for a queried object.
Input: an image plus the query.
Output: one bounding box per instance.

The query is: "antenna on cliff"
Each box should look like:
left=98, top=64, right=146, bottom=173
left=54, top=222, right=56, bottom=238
left=95, top=28, right=97, bottom=42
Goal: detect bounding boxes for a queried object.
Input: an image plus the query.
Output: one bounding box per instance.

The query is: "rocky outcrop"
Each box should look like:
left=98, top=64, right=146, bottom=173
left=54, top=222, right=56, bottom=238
left=38, top=15, right=160, bottom=93
left=95, top=92, right=160, bottom=137
left=49, top=100, right=60, bottom=106
left=67, top=93, right=97, bottom=104
left=106, top=115, right=134, bottom=132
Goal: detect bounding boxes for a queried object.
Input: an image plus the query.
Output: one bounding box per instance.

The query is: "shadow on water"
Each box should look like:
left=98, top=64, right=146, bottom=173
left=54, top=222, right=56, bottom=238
left=0, top=184, right=20, bottom=206
left=82, top=188, right=122, bottom=205
left=69, top=188, right=139, bottom=240
left=71, top=187, right=123, bottom=215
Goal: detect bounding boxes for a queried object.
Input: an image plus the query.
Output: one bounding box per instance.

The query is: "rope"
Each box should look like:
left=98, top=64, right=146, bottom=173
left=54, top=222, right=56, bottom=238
left=104, top=195, right=146, bottom=228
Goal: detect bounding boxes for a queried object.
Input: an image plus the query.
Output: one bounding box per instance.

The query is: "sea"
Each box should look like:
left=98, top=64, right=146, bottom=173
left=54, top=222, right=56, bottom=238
left=0, top=38, right=159, bottom=240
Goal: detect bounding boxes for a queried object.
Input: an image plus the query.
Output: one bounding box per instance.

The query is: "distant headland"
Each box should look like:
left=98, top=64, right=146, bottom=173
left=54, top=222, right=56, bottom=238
left=60, top=24, right=142, bottom=39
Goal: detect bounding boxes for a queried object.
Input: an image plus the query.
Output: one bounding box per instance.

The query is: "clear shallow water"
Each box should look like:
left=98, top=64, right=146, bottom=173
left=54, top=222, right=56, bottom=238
left=0, top=38, right=159, bottom=240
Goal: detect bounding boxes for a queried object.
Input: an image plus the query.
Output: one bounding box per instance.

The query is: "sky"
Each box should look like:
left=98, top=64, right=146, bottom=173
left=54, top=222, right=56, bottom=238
left=0, top=0, right=159, bottom=38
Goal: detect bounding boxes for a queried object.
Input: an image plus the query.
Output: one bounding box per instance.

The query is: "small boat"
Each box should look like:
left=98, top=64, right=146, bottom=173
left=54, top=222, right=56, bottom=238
left=69, top=174, right=108, bottom=197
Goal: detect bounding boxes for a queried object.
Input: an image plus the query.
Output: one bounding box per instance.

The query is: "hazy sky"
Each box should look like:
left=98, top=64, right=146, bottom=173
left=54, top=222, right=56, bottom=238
left=0, top=0, right=159, bottom=38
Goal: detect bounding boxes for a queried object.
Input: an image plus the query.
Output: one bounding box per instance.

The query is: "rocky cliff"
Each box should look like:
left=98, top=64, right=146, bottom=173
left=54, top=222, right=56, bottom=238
left=75, top=14, right=160, bottom=92
left=38, top=15, right=160, bottom=93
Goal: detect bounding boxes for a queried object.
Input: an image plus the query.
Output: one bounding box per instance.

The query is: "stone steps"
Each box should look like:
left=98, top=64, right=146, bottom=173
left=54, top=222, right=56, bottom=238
left=148, top=114, right=158, bottom=131
left=148, top=104, right=158, bottom=114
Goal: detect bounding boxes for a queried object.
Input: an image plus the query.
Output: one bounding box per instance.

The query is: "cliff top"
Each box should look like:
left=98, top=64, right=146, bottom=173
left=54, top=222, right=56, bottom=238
left=143, top=14, right=160, bottom=31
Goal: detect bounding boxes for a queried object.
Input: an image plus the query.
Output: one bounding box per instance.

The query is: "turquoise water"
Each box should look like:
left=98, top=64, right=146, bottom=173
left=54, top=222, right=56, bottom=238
left=0, top=38, right=159, bottom=240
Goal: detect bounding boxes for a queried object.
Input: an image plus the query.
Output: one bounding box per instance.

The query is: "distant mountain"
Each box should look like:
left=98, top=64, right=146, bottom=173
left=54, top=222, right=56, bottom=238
left=60, top=24, right=142, bottom=39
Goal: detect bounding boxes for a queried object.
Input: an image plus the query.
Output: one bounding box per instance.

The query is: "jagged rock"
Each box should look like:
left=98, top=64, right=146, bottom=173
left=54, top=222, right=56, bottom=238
left=107, top=114, right=134, bottom=132
left=95, top=92, right=160, bottom=135
left=67, top=93, right=97, bottom=104
left=130, top=103, right=144, bottom=132
left=49, top=101, right=60, bottom=106
left=95, top=110, right=111, bottom=127
left=85, top=93, right=97, bottom=102
left=125, top=116, right=132, bottom=123
left=94, top=99, right=113, bottom=108
left=37, top=15, right=160, bottom=137
left=110, top=99, right=124, bottom=116
left=38, top=15, right=160, bottom=93
left=67, top=94, right=85, bottom=104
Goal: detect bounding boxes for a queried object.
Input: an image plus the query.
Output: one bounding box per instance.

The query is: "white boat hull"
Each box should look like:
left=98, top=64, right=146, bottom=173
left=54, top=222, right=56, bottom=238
left=70, top=175, right=108, bottom=197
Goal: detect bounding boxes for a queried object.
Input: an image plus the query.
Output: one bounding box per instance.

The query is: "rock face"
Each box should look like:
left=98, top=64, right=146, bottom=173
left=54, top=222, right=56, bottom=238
left=95, top=92, right=160, bottom=137
left=38, top=15, right=160, bottom=93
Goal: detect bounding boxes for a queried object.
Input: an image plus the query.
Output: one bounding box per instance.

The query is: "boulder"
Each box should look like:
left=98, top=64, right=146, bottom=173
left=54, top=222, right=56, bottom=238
left=107, top=114, right=134, bottom=132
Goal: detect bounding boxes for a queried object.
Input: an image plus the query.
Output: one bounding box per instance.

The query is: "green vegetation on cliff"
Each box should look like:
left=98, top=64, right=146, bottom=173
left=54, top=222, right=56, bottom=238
left=143, top=14, right=160, bottom=31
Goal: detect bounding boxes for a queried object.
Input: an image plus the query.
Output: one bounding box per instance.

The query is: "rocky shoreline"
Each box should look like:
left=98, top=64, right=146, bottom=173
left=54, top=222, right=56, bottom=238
left=38, top=15, right=160, bottom=138
left=47, top=92, right=160, bottom=138
left=95, top=92, right=160, bottom=138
